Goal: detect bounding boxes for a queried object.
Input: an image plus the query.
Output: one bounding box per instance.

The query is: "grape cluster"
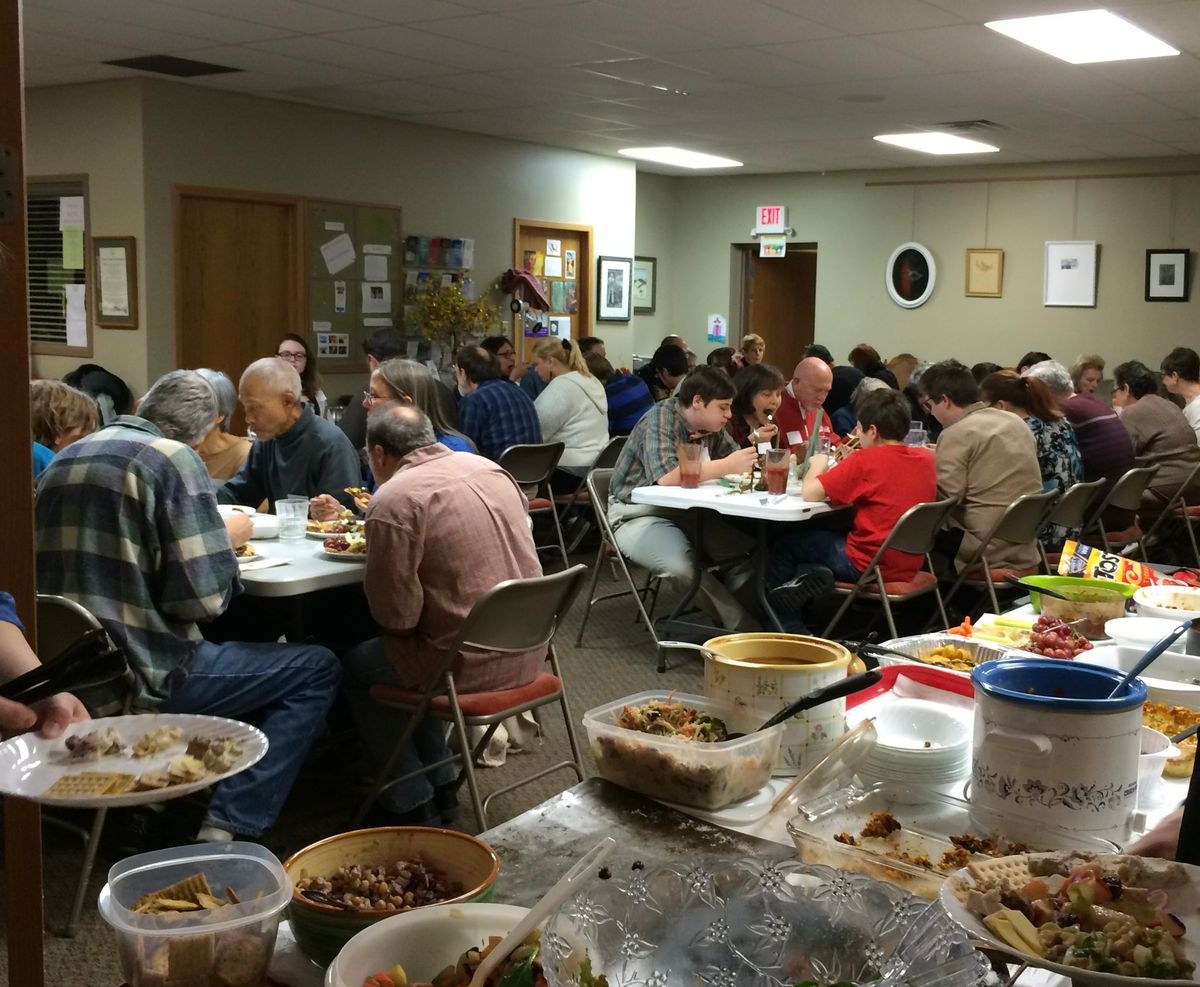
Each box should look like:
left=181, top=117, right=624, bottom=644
left=1027, top=615, right=1093, bottom=659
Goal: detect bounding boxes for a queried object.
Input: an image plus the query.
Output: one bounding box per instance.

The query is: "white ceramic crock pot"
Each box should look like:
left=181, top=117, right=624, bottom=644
left=703, top=633, right=865, bottom=776
left=969, top=658, right=1147, bottom=845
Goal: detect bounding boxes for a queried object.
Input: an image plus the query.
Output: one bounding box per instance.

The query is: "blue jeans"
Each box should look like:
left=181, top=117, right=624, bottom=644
left=161, top=640, right=341, bottom=837
left=342, top=638, right=457, bottom=814
left=768, top=529, right=862, bottom=633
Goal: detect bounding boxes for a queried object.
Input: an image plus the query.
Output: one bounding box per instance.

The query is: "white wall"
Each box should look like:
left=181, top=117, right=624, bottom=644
left=630, top=171, right=678, bottom=360
left=663, top=159, right=1200, bottom=370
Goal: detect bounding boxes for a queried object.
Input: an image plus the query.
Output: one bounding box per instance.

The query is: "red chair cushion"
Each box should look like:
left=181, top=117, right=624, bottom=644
left=1173, top=505, right=1200, bottom=518
left=1044, top=552, right=1062, bottom=568
left=960, top=565, right=1039, bottom=585
left=1104, top=525, right=1142, bottom=545
left=527, top=497, right=554, bottom=511
left=554, top=491, right=589, bottom=505
left=369, top=672, right=563, bottom=718
left=834, top=571, right=938, bottom=596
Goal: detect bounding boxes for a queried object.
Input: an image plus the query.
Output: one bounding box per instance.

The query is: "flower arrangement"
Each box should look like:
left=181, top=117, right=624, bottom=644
left=410, top=281, right=499, bottom=347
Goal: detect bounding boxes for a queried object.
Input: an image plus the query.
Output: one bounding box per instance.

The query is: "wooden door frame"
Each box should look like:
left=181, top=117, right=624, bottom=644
left=734, top=241, right=819, bottom=342
left=511, top=218, right=593, bottom=352
left=172, top=185, right=306, bottom=369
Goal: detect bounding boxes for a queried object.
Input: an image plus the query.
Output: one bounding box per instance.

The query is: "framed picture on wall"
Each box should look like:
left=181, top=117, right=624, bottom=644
left=965, top=247, right=1004, bottom=298
left=597, top=255, right=632, bottom=321
left=1044, top=240, right=1098, bottom=307
left=1145, top=249, right=1190, bottom=302
left=885, top=241, right=936, bottom=309
left=633, top=255, right=657, bottom=313
left=92, top=235, right=138, bottom=329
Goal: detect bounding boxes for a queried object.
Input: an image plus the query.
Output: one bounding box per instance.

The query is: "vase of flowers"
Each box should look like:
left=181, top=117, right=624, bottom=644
left=410, top=280, right=499, bottom=367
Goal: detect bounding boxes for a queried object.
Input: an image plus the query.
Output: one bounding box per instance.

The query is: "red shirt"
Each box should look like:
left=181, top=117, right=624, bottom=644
left=775, top=389, right=840, bottom=451
left=818, top=444, right=937, bottom=581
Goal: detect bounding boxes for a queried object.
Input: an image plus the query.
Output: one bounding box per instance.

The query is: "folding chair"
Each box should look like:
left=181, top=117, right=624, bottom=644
left=1173, top=487, right=1200, bottom=568
left=1084, top=465, right=1160, bottom=558
left=498, top=442, right=569, bottom=569
left=555, top=436, right=628, bottom=552
left=940, top=489, right=1059, bottom=617
left=36, top=594, right=135, bottom=938
left=352, top=564, right=589, bottom=832
left=1139, top=461, right=1200, bottom=565
left=1037, top=478, right=1107, bottom=574
left=822, top=497, right=959, bottom=640
left=574, top=468, right=662, bottom=648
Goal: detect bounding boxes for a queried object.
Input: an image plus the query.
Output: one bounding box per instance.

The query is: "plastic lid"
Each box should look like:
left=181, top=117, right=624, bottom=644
left=972, top=657, right=1147, bottom=711
left=771, top=718, right=878, bottom=815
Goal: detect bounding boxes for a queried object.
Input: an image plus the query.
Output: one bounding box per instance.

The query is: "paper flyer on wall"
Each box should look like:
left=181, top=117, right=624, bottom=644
left=461, top=239, right=475, bottom=268
left=320, top=233, right=356, bottom=275
left=546, top=239, right=561, bottom=257
left=61, top=227, right=84, bottom=270
left=361, top=282, right=391, bottom=314
left=564, top=250, right=576, bottom=278
left=64, top=284, right=87, bottom=347
left=363, top=254, right=388, bottom=281
left=97, top=246, right=130, bottom=316
left=544, top=256, right=562, bottom=277
left=334, top=281, right=347, bottom=312
left=549, top=316, right=570, bottom=338
left=58, top=196, right=84, bottom=230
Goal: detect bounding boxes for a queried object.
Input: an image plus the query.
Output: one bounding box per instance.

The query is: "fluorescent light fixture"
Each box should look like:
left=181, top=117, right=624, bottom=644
left=618, top=146, right=743, bottom=169
left=985, top=9, right=1178, bottom=64
left=873, top=132, right=1000, bottom=155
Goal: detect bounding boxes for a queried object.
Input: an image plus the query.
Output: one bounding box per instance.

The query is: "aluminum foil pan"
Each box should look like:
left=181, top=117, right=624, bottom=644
left=878, top=634, right=1012, bottom=676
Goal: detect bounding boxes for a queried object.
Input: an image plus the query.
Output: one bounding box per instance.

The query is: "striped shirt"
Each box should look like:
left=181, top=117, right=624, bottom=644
left=35, top=416, right=239, bottom=706
left=458, top=378, right=543, bottom=460
left=604, top=372, right=655, bottom=435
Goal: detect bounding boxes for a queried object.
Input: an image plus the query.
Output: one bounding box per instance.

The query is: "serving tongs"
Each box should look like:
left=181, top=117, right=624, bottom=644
left=0, top=628, right=127, bottom=706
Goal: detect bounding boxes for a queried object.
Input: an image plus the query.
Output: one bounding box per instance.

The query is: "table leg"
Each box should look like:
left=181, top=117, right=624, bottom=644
left=655, top=509, right=724, bottom=669
left=757, top=520, right=785, bottom=632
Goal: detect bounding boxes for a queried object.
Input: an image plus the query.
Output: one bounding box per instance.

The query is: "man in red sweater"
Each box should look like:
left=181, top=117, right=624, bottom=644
left=767, top=388, right=937, bottom=631
left=775, top=356, right=840, bottom=453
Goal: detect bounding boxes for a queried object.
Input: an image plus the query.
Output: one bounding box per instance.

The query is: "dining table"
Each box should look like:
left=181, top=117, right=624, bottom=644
left=630, top=479, right=836, bottom=666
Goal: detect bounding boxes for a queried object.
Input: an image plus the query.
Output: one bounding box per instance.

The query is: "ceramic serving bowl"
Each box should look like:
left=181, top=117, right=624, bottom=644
left=284, top=826, right=500, bottom=965
left=1083, top=645, right=1200, bottom=710
left=1133, top=586, right=1200, bottom=655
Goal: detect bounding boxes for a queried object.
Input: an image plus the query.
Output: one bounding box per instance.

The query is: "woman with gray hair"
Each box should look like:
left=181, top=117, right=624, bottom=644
left=192, top=368, right=252, bottom=481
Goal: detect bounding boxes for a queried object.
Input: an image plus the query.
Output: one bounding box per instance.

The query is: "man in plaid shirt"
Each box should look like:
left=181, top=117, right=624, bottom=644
left=36, top=370, right=341, bottom=843
left=455, top=346, right=542, bottom=460
left=607, top=368, right=759, bottom=630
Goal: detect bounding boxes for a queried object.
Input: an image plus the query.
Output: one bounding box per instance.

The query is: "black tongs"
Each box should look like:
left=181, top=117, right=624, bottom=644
left=0, top=628, right=128, bottom=706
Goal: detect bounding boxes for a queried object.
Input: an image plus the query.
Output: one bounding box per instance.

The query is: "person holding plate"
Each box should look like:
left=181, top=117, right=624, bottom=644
left=0, top=592, right=87, bottom=737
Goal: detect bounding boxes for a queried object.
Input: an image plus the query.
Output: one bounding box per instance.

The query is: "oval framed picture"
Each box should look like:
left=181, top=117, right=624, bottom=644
left=886, top=241, right=936, bottom=308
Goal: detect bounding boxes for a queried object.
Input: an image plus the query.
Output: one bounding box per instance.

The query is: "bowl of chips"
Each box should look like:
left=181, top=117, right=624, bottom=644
left=97, top=841, right=289, bottom=987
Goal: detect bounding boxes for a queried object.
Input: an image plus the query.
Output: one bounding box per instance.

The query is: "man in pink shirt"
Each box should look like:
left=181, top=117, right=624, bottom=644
left=343, top=403, right=542, bottom=825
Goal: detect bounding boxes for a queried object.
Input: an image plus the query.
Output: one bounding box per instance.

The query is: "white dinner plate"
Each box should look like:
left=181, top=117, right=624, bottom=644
left=0, top=713, right=268, bottom=808
left=236, top=547, right=265, bottom=565
left=306, top=526, right=364, bottom=541
left=321, top=548, right=367, bottom=561
left=940, top=854, right=1200, bottom=987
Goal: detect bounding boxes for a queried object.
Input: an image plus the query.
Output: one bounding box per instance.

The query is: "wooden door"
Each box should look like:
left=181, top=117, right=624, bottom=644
left=744, top=248, right=817, bottom=377
left=512, top=219, right=592, bottom=364
left=175, top=186, right=304, bottom=431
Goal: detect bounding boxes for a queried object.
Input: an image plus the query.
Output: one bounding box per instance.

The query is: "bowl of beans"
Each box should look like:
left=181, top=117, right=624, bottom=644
left=283, top=827, right=501, bottom=965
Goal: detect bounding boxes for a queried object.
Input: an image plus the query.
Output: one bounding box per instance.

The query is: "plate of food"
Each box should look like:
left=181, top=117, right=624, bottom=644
left=323, top=534, right=367, bottom=560
left=0, top=713, right=268, bottom=808
left=941, top=850, right=1197, bottom=985
left=235, top=543, right=261, bottom=564
left=307, top=515, right=365, bottom=539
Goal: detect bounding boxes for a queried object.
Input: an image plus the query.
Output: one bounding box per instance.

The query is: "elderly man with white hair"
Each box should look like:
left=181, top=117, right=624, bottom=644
left=35, top=370, right=341, bottom=845
left=1025, top=359, right=1136, bottom=531
left=219, top=356, right=361, bottom=514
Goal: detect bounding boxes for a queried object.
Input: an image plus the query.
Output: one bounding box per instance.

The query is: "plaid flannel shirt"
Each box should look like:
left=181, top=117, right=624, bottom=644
left=458, top=378, right=543, bottom=460
left=608, top=397, right=737, bottom=506
left=35, top=416, right=239, bottom=707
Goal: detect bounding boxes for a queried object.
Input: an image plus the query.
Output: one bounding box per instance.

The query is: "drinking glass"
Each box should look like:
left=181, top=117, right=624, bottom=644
left=765, top=448, right=789, bottom=494
left=905, top=421, right=927, bottom=447
left=677, top=443, right=703, bottom=489
left=276, top=495, right=309, bottom=540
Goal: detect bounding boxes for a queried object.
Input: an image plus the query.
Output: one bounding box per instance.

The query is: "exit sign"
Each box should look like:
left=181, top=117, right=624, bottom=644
left=755, top=205, right=787, bottom=233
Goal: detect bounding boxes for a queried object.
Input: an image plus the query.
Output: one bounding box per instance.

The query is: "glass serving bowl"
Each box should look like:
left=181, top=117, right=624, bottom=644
left=541, top=856, right=987, bottom=987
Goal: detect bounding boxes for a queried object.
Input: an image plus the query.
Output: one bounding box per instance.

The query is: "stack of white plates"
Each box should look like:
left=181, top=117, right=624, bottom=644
left=857, top=699, right=972, bottom=787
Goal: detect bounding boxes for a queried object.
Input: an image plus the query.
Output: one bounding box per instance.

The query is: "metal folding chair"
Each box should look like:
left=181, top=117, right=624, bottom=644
left=498, top=441, right=569, bottom=569
left=940, top=489, right=1059, bottom=617
left=1037, top=478, right=1107, bottom=574
left=1084, top=465, right=1160, bottom=558
left=36, top=594, right=135, bottom=938
left=822, top=497, right=959, bottom=640
left=1139, top=461, right=1200, bottom=565
left=555, top=435, right=629, bottom=552
left=574, top=468, right=662, bottom=648
left=352, top=564, right=589, bottom=832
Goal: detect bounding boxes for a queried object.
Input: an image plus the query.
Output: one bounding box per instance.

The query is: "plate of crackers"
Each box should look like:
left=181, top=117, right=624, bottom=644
left=941, top=850, right=1199, bottom=985
left=0, top=713, right=268, bottom=808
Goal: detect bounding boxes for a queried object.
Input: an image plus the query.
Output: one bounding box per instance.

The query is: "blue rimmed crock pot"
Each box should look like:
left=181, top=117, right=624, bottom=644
left=969, top=658, right=1147, bottom=845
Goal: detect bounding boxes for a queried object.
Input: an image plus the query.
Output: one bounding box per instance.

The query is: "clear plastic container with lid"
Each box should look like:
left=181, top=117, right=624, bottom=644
left=98, top=841, right=290, bottom=987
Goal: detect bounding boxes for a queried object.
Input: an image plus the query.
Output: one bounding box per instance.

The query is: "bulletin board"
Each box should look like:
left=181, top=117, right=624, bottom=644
left=306, top=199, right=404, bottom=368
left=512, top=219, right=592, bottom=362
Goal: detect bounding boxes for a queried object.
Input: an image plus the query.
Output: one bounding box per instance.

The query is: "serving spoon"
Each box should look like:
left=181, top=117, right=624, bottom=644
left=725, top=668, right=882, bottom=739
left=1003, top=575, right=1073, bottom=601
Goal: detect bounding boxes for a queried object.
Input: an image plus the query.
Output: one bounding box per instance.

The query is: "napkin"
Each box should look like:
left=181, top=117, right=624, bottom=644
left=239, top=557, right=290, bottom=572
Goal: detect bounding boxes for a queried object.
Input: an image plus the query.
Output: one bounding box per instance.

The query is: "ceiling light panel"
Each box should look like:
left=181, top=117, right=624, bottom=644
left=985, top=10, right=1179, bottom=65
left=617, top=146, right=743, bottom=168
left=873, top=132, right=1000, bottom=154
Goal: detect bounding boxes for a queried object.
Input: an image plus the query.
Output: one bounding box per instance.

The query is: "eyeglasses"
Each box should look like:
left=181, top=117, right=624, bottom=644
left=363, top=390, right=409, bottom=406
left=920, top=398, right=934, bottom=413
left=277, top=351, right=306, bottom=363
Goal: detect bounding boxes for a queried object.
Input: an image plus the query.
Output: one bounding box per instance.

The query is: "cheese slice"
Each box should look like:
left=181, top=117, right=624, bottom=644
left=984, top=909, right=1046, bottom=958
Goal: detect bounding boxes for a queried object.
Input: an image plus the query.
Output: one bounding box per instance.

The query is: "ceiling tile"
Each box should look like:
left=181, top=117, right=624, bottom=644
left=33, top=0, right=296, bottom=44
left=514, top=0, right=733, bottom=52
left=245, top=34, right=454, bottom=78
left=155, top=0, right=387, bottom=33
left=324, top=24, right=517, bottom=71
left=874, top=23, right=1054, bottom=73
left=411, top=12, right=640, bottom=63
left=765, top=0, right=965, bottom=35
left=1084, top=54, right=1200, bottom=94
left=761, top=36, right=955, bottom=82
left=22, top=6, right=216, bottom=52
left=20, top=28, right=144, bottom=67
left=181, top=44, right=387, bottom=86
left=302, top=0, right=473, bottom=23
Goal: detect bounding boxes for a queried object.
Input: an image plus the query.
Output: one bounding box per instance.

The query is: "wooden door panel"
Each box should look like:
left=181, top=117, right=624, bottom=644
left=512, top=220, right=592, bottom=363
left=746, top=250, right=816, bottom=377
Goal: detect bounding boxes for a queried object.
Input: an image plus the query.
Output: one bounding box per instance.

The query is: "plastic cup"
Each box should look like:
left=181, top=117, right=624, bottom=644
left=678, top=443, right=702, bottom=489
left=276, top=495, right=309, bottom=540
left=765, top=448, right=789, bottom=494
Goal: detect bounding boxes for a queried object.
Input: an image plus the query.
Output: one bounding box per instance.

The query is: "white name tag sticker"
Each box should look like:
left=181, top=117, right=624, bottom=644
left=786, top=431, right=802, bottom=446
left=756, top=442, right=773, bottom=454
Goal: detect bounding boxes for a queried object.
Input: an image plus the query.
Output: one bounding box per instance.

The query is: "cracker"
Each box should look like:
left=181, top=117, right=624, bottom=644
left=44, top=772, right=129, bottom=799
left=104, top=773, right=138, bottom=795
left=167, top=933, right=214, bottom=981
left=966, top=854, right=1035, bottom=890
left=133, top=872, right=213, bottom=913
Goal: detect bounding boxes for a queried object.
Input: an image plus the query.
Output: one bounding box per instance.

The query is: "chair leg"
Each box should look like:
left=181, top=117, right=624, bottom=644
left=548, top=502, right=570, bottom=571
left=351, top=699, right=431, bottom=827
left=574, top=544, right=607, bottom=646
left=822, top=582, right=862, bottom=638
left=1098, top=520, right=1112, bottom=554
left=447, top=686, right=488, bottom=831
left=876, top=574, right=898, bottom=641
left=929, top=556, right=949, bottom=630
left=59, top=806, right=108, bottom=938
left=1038, top=543, right=1050, bottom=576
left=983, top=552, right=1001, bottom=615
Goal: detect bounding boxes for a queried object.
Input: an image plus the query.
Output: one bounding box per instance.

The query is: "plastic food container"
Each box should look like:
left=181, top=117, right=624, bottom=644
left=1083, top=644, right=1200, bottom=709
left=98, top=842, right=290, bottom=987
left=1039, top=582, right=1128, bottom=638
left=1021, top=574, right=1138, bottom=608
left=582, top=691, right=783, bottom=810
left=787, top=782, right=1120, bottom=901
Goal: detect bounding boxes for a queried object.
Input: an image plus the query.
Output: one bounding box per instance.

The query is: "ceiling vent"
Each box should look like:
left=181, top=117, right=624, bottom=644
left=935, top=119, right=1008, bottom=134
left=104, top=55, right=242, bottom=77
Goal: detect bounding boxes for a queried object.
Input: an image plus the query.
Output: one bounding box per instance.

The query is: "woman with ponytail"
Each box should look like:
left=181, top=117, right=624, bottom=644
left=980, top=370, right=1083, bottom=545
left=531, top=337, right=609, bottom=493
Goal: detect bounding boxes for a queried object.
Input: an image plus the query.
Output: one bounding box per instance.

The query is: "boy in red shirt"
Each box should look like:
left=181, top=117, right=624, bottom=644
left=768, top=388, right=936, bottom=631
